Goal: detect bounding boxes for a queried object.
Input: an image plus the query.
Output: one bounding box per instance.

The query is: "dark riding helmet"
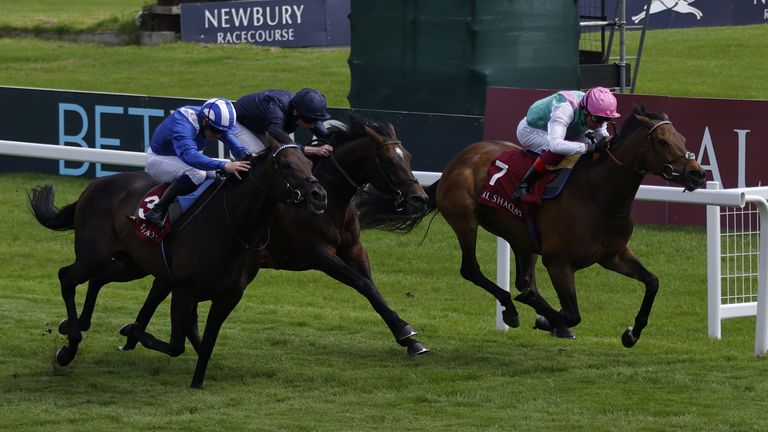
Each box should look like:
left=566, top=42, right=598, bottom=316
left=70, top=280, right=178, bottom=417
left=290, top=88, right=331, bottom=121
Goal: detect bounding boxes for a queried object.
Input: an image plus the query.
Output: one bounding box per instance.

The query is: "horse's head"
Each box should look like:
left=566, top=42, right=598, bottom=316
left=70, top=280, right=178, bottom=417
left=345, top=113, right=428, bottom=214
left=259, top=136, right=327, bottom=214
left=615, top=109, right=706, bottom=191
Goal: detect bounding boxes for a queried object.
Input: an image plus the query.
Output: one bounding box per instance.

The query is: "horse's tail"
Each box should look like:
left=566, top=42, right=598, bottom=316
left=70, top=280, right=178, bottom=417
left=27, top=184, right=76, bottom=231
left=354, top=180, right=440, bottom=234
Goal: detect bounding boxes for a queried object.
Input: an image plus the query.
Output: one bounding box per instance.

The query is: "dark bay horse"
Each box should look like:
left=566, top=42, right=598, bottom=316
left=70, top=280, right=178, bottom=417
left=64, top=113, right=430, bottom=359
left=361, top=108, right=707, bottom=346
left=29, top=138, right=327, bottom=388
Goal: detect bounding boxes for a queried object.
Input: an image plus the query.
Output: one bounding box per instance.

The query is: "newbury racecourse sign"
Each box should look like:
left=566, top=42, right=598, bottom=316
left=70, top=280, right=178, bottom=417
left=180, top=0, right=350, bottom=47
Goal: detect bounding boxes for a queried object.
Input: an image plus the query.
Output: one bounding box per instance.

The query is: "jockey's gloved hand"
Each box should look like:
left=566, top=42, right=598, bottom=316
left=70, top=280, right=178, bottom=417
left=585, top=136, right=608, bottom=153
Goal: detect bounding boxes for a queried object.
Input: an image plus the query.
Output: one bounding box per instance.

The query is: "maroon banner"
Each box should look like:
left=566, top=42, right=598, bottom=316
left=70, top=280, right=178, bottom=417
left=484, top=87, right=768, bottom=226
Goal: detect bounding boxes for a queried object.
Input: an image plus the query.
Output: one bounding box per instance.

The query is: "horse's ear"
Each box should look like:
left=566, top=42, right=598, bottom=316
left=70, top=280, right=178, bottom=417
left=386, top=122, right=397, bottom=138
left=347, top=111, right=366, bottom=135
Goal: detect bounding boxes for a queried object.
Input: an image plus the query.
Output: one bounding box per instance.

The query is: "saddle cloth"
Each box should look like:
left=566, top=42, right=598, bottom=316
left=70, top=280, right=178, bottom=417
left=477, top=150, right=573, bottom=221
left=128, top=178, right=216, bottom=242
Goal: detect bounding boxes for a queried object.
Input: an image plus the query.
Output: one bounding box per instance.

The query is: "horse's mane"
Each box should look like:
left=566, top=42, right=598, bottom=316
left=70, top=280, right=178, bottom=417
left=323, top=114, right=392, bottom=148
left=613, top=106, right=669, bottom=143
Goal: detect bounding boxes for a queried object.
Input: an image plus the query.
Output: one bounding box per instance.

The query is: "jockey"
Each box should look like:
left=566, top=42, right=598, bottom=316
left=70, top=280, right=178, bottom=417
left=144, top=98, right=252, bottom=227
left=233, top=88, right=334, bottom=158
left=511, top=86, right=621, bottom=202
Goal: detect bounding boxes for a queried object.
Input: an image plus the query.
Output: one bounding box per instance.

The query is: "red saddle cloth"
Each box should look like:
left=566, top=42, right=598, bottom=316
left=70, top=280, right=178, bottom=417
left=127, top=184, right=173, bottom=243
left=477, top=150, right=556, bottom=221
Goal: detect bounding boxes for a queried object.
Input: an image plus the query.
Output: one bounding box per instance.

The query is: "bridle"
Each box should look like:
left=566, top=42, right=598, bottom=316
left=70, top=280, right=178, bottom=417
left=322, top=136, right=419, bottom=212
left=605, top=119, right=696, bottom=182
left=590, top=119, right=697, bottom=218
left=267, top=143, right=319, bottom=205
left=224, top=143, right=317, bottom=249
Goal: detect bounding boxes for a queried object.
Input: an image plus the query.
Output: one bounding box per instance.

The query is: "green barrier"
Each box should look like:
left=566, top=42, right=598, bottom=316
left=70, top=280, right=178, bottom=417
left=348, top=0, right=580, bottom=116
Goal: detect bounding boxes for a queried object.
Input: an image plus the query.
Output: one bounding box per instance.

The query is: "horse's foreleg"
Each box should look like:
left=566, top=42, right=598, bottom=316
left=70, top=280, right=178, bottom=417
left=316, top=248, right=429, bottom=356
left=190, top=289, right=244, bottom=389
left=514, top=252, right=538, bottom=293
left=119, top=278, right=172, bottom=351
left=599, top=247, right=659, bottom=348
left=518, top=261, right=579, bottom=339
left=133, top=288, right=192, bottom=358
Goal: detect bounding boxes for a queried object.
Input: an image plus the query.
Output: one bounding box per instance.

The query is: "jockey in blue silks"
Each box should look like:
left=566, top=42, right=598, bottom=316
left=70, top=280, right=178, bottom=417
left=233, top=88, right=334, bottom=158
left=144, top=98, right=252, bottom=227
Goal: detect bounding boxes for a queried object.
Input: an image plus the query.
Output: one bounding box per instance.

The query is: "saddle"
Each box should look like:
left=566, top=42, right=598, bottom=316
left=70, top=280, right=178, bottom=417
left=128, top=178, right=217, bottom=242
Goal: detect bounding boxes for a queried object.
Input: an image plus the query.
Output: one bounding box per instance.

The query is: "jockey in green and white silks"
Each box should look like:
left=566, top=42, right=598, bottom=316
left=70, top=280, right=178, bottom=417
left=511, top=87, right=621, bottom=202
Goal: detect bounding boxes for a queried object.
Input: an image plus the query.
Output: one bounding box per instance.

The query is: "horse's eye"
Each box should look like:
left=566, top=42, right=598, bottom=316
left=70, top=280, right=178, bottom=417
left=659, top=139, right=669, bottom=146
left=280, top=160, right=292, bottom=170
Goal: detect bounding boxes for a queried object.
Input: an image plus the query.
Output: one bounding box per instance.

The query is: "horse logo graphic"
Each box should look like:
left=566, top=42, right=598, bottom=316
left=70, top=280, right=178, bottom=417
left=632, top=0, right=703, bottom=23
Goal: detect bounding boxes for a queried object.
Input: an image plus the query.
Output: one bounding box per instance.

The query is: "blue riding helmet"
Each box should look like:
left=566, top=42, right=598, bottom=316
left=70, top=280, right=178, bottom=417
left=200, top=98, right=238, bottom=132
left=290, top=88, right=331, bottom=120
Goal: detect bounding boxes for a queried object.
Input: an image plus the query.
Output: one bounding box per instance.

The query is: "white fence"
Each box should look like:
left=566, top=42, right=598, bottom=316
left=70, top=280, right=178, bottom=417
left=2, top=140, right=767, bottom=355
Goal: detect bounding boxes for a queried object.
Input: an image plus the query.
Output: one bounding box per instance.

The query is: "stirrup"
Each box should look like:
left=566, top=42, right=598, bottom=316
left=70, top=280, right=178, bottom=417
left=144, top=209, right=167, bottom=227
left=511, top=183, right=529, bottom=201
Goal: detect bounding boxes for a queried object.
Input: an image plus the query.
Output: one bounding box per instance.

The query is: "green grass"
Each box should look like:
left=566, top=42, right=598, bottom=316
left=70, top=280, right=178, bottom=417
left=0, top=172, right=765, bottom=431
left=0, top=0, right=147, bottom=33
left=616, top=24, right=768, bottom=99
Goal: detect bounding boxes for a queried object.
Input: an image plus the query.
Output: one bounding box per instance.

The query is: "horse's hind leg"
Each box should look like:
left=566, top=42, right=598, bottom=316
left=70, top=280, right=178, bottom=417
left=598, top=247, right=659, bottom=348
left=59, top=261, right=146, bottom=335
left=446, top=217, right=519, bottom=327
left=56, top=261, right=101, bottom=366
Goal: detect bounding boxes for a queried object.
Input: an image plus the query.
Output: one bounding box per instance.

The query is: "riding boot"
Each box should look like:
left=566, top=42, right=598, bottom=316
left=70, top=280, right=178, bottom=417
left=145, top=176, right=197, bottom=227
left=511, top=165, right=543, bottom=201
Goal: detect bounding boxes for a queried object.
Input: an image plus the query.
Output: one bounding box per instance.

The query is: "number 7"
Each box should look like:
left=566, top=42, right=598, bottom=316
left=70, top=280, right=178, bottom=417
left=489, top=160, right=508, bottom=185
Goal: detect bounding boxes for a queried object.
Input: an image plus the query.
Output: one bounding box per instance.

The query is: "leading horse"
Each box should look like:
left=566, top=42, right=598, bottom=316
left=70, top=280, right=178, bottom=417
left=360, top=107, right=707, bottom=346
left=29, top=138, right=327, bottom=388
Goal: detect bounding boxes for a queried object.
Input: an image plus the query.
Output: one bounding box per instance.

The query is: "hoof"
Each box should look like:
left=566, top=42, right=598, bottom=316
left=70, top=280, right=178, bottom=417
left=394, top=324, right=417, bottom=342
left=553, top=326, right=576, bottom=339
left=533, top=315, right=553, bottom=332
left=621, top=327, right=638, bottom=348
left=55, top=347, right=73, bottom=366
left=502, top=309, right=520, bottom=328
left=406, top=341, right=430, bottom=357
left=58, top=319, right=69, bottom=335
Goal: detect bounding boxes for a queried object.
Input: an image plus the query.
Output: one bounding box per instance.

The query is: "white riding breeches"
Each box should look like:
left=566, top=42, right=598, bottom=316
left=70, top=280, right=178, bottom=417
left=145, top=148, right=210, bottom=185
left=233, top=122, right=268, bottom=154
left=516, top=118, right=550, bottom=154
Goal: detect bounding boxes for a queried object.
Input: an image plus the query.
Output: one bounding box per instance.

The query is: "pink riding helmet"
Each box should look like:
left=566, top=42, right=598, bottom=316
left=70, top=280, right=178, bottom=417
left=581, top=87, right=621, bottom=119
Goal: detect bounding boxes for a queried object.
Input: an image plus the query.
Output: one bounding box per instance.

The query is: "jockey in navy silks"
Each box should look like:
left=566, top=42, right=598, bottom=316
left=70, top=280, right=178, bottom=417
left=233, top=88, right=334, bottom=158
left=144, top=98, right=252, bottom=227
left=511, top=86, right=622, bottom=202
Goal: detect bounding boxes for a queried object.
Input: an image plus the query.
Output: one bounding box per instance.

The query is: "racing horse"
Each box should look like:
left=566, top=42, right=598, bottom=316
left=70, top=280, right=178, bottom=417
left=28, top=138, right=327, bottom=388
left=361, top=107, right=707, bottom=346
left=62, top=113, right=430, bottom=358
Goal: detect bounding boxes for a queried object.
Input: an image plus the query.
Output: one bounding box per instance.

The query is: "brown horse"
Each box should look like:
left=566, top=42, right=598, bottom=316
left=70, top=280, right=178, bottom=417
left=360, top=107, right=707, bottom=346
left=28, top=138, right=327, bottom=388
left=66, top=113, right=430, bottom=359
